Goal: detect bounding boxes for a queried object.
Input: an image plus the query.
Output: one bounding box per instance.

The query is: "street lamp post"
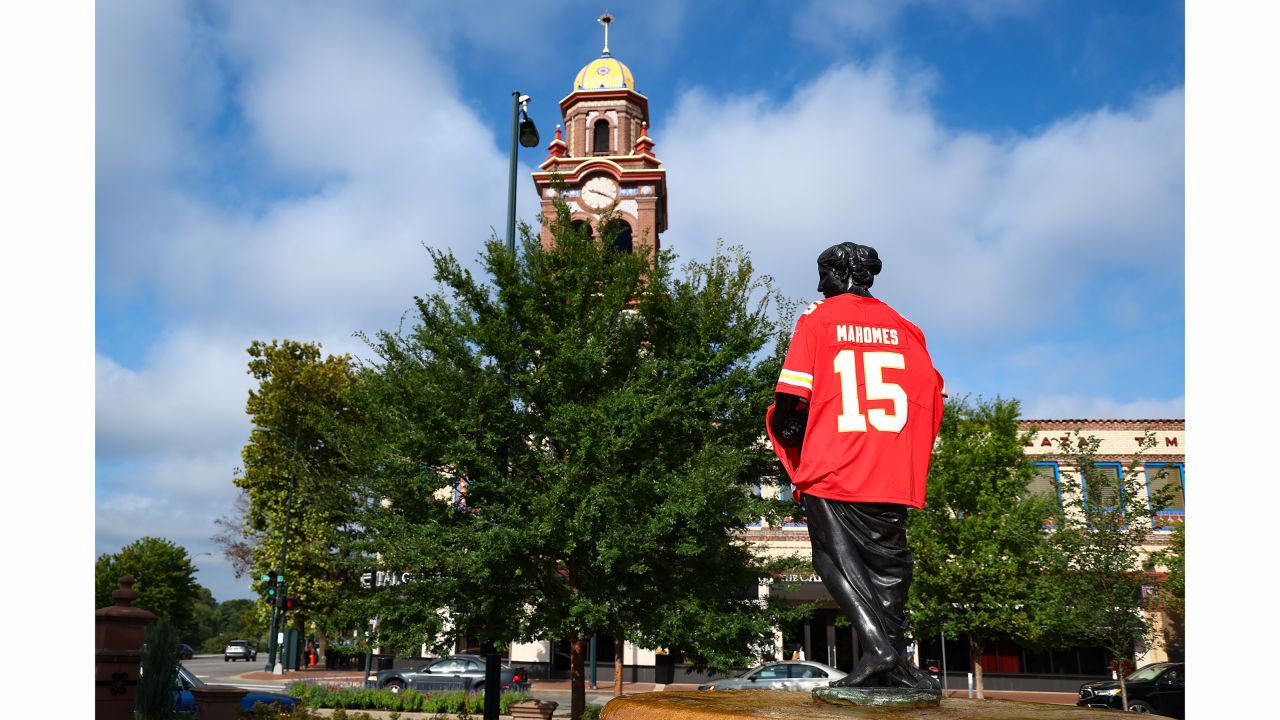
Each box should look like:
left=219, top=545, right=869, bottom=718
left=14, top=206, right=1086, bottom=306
left=506, top=91, right=540, bottom=253
left=255, top=425, right=299, bottom=675
left=488, top=90, right=539, bottom=720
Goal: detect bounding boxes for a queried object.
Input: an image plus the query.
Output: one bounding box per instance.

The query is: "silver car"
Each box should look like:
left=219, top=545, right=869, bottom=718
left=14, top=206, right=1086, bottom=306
left=698, top=660, right=846, bottom=691
left=223, top=640, right=257, bottom=662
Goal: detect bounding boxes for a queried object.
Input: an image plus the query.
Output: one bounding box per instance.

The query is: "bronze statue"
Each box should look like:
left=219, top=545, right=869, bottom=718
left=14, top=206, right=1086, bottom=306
left=766, top=242, right=945, bottom=691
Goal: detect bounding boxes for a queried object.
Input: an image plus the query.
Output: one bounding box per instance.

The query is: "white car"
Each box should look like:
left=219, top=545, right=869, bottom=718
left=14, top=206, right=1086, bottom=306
left=224, top=640, right=258, bottom=662
left=698, top=661, right=846, bottom=691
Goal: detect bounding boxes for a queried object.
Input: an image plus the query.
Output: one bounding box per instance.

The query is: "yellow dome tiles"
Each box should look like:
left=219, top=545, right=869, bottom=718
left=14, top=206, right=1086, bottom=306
left=573, top=56, right=635, bottom=91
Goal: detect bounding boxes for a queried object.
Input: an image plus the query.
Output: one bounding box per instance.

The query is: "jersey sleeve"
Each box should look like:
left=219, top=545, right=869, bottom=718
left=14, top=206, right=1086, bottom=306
left=776, top=314, right=817, bottom=400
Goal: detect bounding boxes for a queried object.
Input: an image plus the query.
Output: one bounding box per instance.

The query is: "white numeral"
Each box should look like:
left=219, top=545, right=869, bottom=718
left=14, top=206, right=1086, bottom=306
left=834, top=349, right=907, bottom=433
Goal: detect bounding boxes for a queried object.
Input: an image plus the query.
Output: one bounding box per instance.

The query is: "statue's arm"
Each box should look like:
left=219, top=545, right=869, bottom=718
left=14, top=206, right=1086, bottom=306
left=771, top=392, right=809, bottom=450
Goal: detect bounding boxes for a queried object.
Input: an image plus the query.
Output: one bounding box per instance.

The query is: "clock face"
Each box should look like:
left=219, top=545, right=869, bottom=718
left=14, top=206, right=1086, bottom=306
left=581, top=176, right=619, bottom=210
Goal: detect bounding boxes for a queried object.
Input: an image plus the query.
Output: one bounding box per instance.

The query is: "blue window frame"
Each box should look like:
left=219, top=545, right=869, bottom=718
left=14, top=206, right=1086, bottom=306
left=1028, top=462, right=1061, bottom=502
left=1080, top=461, right=1124, bottom=515
left=1028, top=461, right=1062, bottom=527
left=1145, top=462, right=1185, bottom=530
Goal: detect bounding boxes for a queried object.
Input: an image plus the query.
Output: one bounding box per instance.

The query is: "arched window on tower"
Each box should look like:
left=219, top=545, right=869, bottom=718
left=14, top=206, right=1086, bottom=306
left=571, top=219, right=591, bottom=239
left=593, top=119, right=610, bottom=155
left=601, top=219, right=633, bottom=254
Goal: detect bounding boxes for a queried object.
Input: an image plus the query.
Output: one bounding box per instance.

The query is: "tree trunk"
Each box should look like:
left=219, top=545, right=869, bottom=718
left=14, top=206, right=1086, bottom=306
left=316, top=626, right=328, bottom=664
left=614, top=638, right=624, bottom=696
left=968, top=633, right=986, bottom=700
left=570, top=633, right=587, bottom=720
left=1117, top=656, right=1129, bottom=711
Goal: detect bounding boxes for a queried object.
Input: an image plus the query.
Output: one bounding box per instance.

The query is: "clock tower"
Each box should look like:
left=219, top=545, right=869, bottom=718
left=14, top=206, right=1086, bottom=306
left=531, top=13, right=668, bottom=262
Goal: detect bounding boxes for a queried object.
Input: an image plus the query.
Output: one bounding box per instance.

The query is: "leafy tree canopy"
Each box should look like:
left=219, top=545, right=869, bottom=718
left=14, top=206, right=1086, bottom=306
left=95, top=536, right=201, bottom=636
left=906, top=396, right=1064, bottom=698
left=330, top=207, right=805, bottom=716
left=1046, top=431, right=1174, bottom=707
left=232, top=339, right=360, bottom=648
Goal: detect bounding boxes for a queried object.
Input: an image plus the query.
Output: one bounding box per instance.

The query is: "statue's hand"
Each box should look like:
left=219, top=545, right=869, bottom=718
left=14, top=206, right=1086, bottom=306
left=771, top=392, right=809, bottom=450
left=777, top=408, right=808, bottom=450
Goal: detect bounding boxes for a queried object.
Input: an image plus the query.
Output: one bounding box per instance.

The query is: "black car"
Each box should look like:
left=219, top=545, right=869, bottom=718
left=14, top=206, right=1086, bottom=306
left=371, top=654, right=528, bottom=694
left=1077, top=662, right=1184, bottom=718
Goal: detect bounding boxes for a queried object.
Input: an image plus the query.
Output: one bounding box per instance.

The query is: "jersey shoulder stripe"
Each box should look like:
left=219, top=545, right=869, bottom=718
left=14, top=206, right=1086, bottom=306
left=778, top=369, right=814, bottom=391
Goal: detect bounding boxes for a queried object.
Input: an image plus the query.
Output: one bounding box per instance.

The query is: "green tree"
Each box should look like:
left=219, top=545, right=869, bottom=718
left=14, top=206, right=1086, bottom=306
left=334, top=208, right=801, bottom=719
left=231, top=339, right=359, bottom=660
left=1048, top=431, right=1176, bottom=711
left=187, top=585, right=219, bottom=647
left=95, top=537, right=200, bottom=636
left=906, top=396, right=1065, bottom=699
left=202, top=598, right=268, bottom=653
left=1151, top=520, right=1184, bottom=659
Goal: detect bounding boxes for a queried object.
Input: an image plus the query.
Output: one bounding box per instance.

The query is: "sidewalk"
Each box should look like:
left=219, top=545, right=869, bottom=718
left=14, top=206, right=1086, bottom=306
left=942, top=689, right=1077, bottom=705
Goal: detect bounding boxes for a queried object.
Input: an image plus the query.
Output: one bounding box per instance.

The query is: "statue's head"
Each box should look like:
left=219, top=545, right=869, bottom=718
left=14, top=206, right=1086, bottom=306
left=817, top=242, right=881, bottom=298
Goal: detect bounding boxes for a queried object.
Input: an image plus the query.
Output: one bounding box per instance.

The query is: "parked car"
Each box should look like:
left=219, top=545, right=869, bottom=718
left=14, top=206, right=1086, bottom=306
left=223, top=640, right=258, bottom=662
left=371, top=654, right=529, bottom=694
left=173, top=663, right=299, bottom=713
left=1076, top=662, right=1184, bottom=718
left=698, top=661, right=846, bottom=692
left=177, top=643, right=195, bottom=659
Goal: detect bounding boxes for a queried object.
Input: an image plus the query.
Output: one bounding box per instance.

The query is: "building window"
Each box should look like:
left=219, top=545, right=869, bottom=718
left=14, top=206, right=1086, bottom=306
left=601, top=219, right=632, bottom=253
left=1145, top=462, right=1184, bottom=529
left=1027, top=462, right=1061, bottom=526
left=1027, top=462, right=1059, bottom=500
left=1081, top=462, right=1123, bottom=514
left=593, top=119, right=610, bottom=155
left=779, top=481, right=805, bottom=527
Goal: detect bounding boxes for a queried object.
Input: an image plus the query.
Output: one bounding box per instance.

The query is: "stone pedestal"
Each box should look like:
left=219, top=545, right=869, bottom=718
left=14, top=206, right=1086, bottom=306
left=813, top=685, right=941, bottom=708
left=95, top=576, right=155, bottom=720
left=601, top=689, right=1134, bottom=720
left=190, top=685, right=250, bottom=720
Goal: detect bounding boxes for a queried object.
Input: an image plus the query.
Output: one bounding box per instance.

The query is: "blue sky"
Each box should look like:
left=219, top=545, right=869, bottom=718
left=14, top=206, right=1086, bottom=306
left=88, top=0, right=1186, bottom=604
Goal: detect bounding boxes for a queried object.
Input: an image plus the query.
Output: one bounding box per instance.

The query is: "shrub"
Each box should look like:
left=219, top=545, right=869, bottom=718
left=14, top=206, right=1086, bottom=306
left=136, top=619, right=181, bottom=720
left=287, top=684, right=533, bottom=715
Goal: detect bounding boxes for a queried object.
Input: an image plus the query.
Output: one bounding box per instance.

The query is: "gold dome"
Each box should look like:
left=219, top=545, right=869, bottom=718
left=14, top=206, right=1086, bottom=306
left=573, top=55, right=635, bottom=92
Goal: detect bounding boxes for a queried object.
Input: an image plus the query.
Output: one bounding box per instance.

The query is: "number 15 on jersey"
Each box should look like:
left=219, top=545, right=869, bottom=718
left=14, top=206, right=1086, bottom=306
left=833, top=349, right=907, bottom=433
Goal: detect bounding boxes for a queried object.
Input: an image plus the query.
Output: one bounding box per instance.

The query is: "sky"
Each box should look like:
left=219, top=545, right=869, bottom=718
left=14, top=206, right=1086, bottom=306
left=83, top=0, right=1194, bottom=605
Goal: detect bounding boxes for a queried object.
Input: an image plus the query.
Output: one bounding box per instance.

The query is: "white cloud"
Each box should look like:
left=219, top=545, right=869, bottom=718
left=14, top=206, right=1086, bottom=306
left=658, top=61, right=1184, bottom=338
left=96, top=334, right=253, bottom=461
left=1021, top=394, right=1186, bottom=420
left=794, top=0, right=1044, bottom=45
left=96, top=0, right=520, bottom=341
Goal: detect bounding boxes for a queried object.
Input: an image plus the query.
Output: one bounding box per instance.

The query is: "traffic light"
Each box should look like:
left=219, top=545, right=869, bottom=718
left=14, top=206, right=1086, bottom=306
left=263, top=570, right=280, bottom=605
left=282, top=597, right=300, bottom=611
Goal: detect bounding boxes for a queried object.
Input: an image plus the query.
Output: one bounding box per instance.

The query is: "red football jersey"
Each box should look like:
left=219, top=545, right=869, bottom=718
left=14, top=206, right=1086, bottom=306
left=766, top=294, right=945, bottom=508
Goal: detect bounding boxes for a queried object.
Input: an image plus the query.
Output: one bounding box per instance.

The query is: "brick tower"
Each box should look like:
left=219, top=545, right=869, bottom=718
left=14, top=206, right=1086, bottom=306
left=531, top=12, right=668, bottom=262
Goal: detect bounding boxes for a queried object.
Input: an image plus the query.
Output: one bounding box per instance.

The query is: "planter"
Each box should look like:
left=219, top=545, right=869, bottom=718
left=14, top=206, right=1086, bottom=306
left=510, top=699, right=558, bottom=720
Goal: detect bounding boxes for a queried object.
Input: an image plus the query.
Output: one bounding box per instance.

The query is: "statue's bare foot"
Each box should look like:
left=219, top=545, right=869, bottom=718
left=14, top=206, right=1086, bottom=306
left=831, top=652, right=896, bottom=687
